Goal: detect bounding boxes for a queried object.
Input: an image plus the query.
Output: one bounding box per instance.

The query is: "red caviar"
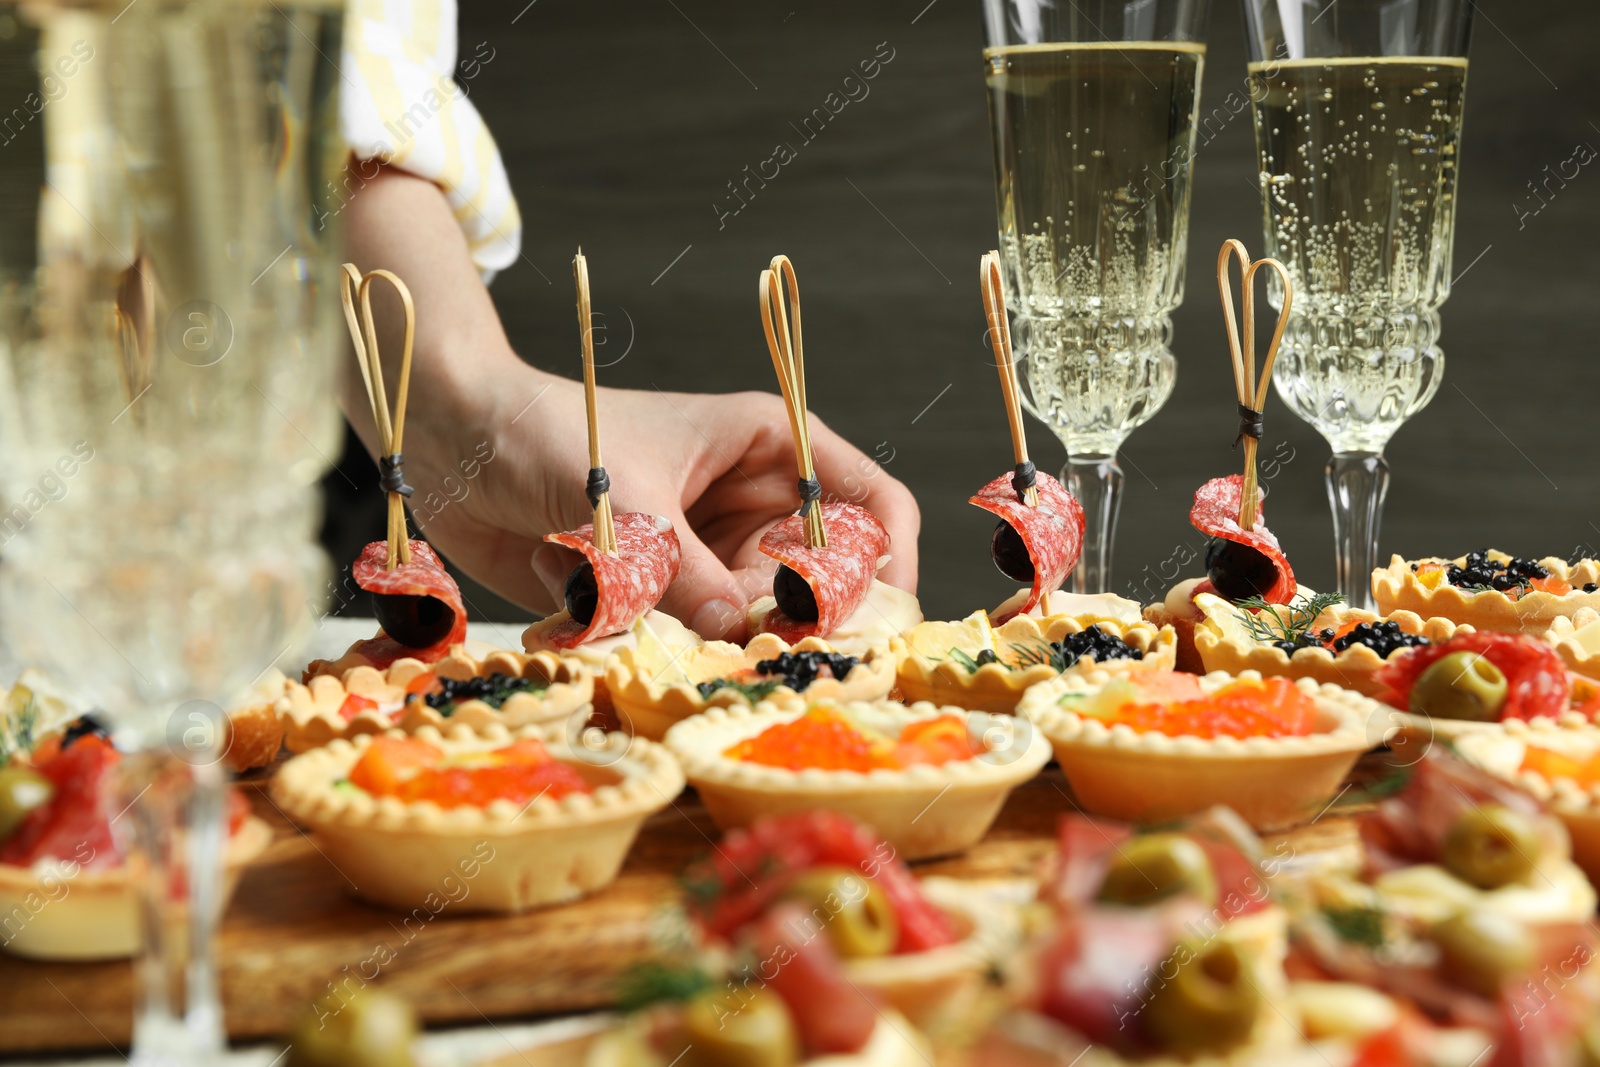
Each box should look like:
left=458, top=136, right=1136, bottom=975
left=726, top=707, right=981, bottom=772
left=1102, top=677, right=1319, bottom=739
left=348, top=735, right=590, bottom=808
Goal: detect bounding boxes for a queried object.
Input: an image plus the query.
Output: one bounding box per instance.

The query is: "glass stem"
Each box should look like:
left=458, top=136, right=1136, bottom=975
left=1063, top=452, right=1124, bottom=594
left=122, top=751, right=228, bottom=1066
left=1325, top=451, right=1391, bottom=612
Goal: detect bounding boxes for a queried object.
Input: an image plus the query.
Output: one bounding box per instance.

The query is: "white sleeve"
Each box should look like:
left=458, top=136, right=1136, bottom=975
left=340, top=0, right=521, bottom=281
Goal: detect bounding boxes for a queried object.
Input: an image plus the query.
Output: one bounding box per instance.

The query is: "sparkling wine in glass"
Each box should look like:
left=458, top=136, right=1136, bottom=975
left=0, top=0, right=345, bottom=1059
left=980, top=0, right=1210, bottom=593
left=1242, top=0, right=1473, bottom=609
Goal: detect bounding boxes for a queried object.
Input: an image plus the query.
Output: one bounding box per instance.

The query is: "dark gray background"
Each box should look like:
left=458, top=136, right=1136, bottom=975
left=322, top=0, right=1600, bottom=624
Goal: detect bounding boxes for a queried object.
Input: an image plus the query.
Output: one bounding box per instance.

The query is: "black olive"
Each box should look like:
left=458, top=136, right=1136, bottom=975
left=1204, top=537, right=1279, bottom=601
left=773, top=564, right=819, bottom=623
left=990, top=520, right=1035, bottom=583
left=372, top=592, right=457, bottom=648
left=563, top=562, right=600, bottom=626
left=60, top=714, right=110, bottom=749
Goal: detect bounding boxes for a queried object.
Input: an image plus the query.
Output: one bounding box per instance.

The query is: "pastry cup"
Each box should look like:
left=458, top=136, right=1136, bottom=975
left=280, top=648, right=593, bottom=754
left=663, top=701, right=1051, bottom=861
left=1454, top=718, right=1600, bottom=894
left=893, top=615, right=1176, bottom=716
left=270, top=721, right=684, bottom=913
left=1372, top=552, right=1600, bottom=634
left=224, top=669, right=290, bottom=772
left=844, top=876, right=1024, bottom=1034
left=1019, top=670, right=1374, bottom=831
left=0, top=816, right=273, bottom=961
left=1544, top=607, right=1600, bottom=683
left=607, top=633, right=896, bottom=741
left=1191, top=592, right=1466, bottom=699
left=523, top=609, right=705, bottom=723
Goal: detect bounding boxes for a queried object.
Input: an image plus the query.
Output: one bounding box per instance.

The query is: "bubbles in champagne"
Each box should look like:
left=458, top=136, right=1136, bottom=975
left=1250, top=57, right=1467, bottom=452
left=985, top=42, right=1202, bottom=455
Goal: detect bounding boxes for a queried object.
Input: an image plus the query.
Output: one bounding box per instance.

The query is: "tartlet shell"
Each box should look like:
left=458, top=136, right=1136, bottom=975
left=1019, top=670, right=1374, bottom=831
left=607, top=633, right=895, bottom=742
left=270, top=721, right=684, bottom=913
left=280, top=648, right=593, bottom=754
left=893, top=615, right=1176, bottom=715
left=662, top=700, right=1051, bottom=860
left=1192, top=593, right=1467, bottom=699
left=1454, top=718, right=1600, bottom=891
left=0, top=816, right=273, bottom=961
left=1372, top=552, right=1600, bottom=634
left=1544, top=608, right=1600, bottom=683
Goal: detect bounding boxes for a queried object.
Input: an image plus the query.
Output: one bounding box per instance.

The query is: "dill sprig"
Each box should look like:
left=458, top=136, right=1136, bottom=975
left=615, top=962, right=714, bottom=1012
left=1233, top=591, right=1345, bottom=644
left=0, top=687, right=40, bottom=764
left=1322, top=905, right=1386, bottom=948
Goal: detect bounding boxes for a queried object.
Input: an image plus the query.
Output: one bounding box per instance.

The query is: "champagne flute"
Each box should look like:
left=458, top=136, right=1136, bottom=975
left=980, top=0, right=1210, bottom=593
left=1241, top=0, right=1473, bottom=609
left=0, top=0, right=344, bottom=1059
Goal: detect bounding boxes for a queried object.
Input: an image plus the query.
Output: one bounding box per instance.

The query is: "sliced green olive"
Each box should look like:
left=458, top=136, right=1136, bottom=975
left=1443, top=805, right=1541, bottom=890
left=0, top=766, right=54, bottom=843
left=780, top=865, right=898, bottom=959
left=679, top=986, right=800, bottom=1067
left=1409, top=651, right=1508, bottom=722
left=1431, top=910, right=1534, bottom=997
left=1097, top=834, right=1218, bottom=908
left=286, top=987, right=419, bottom=1067
left=1143, top=939, right=1262, bottom=1056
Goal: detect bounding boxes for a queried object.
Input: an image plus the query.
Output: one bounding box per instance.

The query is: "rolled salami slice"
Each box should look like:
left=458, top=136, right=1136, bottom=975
left=1190, top=475, right=1295, bottom=605
left=351, top=539, right=468, bottom=667
left=969, top=470, right=1085, bottom=620
left=543, top=512, right=681, bottom=648
left=757, top=502, right=889, bottom=643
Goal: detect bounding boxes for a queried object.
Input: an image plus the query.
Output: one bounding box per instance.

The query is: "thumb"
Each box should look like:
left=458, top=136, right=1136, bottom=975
left=659, top=518, right=755, bottom=642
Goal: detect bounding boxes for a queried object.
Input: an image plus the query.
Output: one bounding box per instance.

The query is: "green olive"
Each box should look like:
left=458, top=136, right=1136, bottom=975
left=1431, top=910, right=1534, bottom=997
left=1409, top=651, right=1508, bottom=722
left=286, top=987, right=419, bottom=1067
left=1097, top=834, right=1218, bottom=908
left=1143, top=939, right=1262, bottom=1056
left=1442, top=805, right=1542, bottom=890
left=679, top=986, right=799, bottom=1067
left=780, top=865, right=898, bottom=959
left=0, top=766, right=54, bottom=843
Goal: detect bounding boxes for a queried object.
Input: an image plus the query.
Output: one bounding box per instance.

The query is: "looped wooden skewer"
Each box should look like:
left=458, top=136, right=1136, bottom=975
left=760, top=255, right=827, bottom=549
left=980, top=251, right=1038, bottom=507
left=341, top=263, right=417, bottom=570
left=1216, top=240, right=1294, bottom=532
left=573, top=250, right=618, bottom=556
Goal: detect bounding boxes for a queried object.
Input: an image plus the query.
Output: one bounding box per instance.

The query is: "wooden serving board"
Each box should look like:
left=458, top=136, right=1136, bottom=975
left=0, top=765, right=1370, bottom=1057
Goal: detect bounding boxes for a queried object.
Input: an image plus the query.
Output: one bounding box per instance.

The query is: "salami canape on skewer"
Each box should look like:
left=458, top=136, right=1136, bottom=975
left=520, top=252, right=698, bottom=719
left=1145, top=241, right=1312, bottom=671
left=970, top=251, right=1085, bottom=622
left=892, top=255, right=1173, bottom=714
left=306, top=267, right=474, bottom=680
left=743, top=256, right=921, bottom=654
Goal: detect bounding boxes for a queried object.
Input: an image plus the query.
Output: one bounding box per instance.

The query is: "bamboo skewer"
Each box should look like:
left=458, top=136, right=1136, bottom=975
left=760, top=255, right=827, bottom=549
left=573, top=250, right=618, bottom=556
left=980, top=252, right=1038, bottom=507
left=341, top=263, right=417, bottom=570
left=1216, top=240, right=1294, bottom=532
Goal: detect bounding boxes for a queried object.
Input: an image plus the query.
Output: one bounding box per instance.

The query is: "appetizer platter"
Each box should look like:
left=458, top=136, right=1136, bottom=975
left=6, top=245, right=1600, bottom=1067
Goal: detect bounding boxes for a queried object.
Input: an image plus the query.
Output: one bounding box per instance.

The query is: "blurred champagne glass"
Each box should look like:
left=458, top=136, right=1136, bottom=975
left=1242, top=0, right=1473, bottom=608
left=0, top=0, right=344, bottom=1059
left=980, top=0, right=1210, bottom=593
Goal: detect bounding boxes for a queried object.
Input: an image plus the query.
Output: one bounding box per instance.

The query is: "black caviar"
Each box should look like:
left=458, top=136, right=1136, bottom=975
left=1442, top=550, right=1550, bottom=594
left=423, top=673, right=545, bottom=713
left=1270, top=619, right=1428, bottom=659
left=60, top=713, right=110, bottom=749
left=1585, top=583, right=1599, bottom=594
left=1053, top=625, right=1143, bottom=669
left=753, top=650, right=861, bottom=692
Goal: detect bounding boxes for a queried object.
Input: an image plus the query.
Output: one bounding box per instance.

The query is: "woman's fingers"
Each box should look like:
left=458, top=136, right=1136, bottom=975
left=807, top=422, right=921, bottom=594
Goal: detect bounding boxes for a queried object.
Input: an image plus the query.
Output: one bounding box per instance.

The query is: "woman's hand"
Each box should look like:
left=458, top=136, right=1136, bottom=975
left=345, top=167, right=918, bottom=641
